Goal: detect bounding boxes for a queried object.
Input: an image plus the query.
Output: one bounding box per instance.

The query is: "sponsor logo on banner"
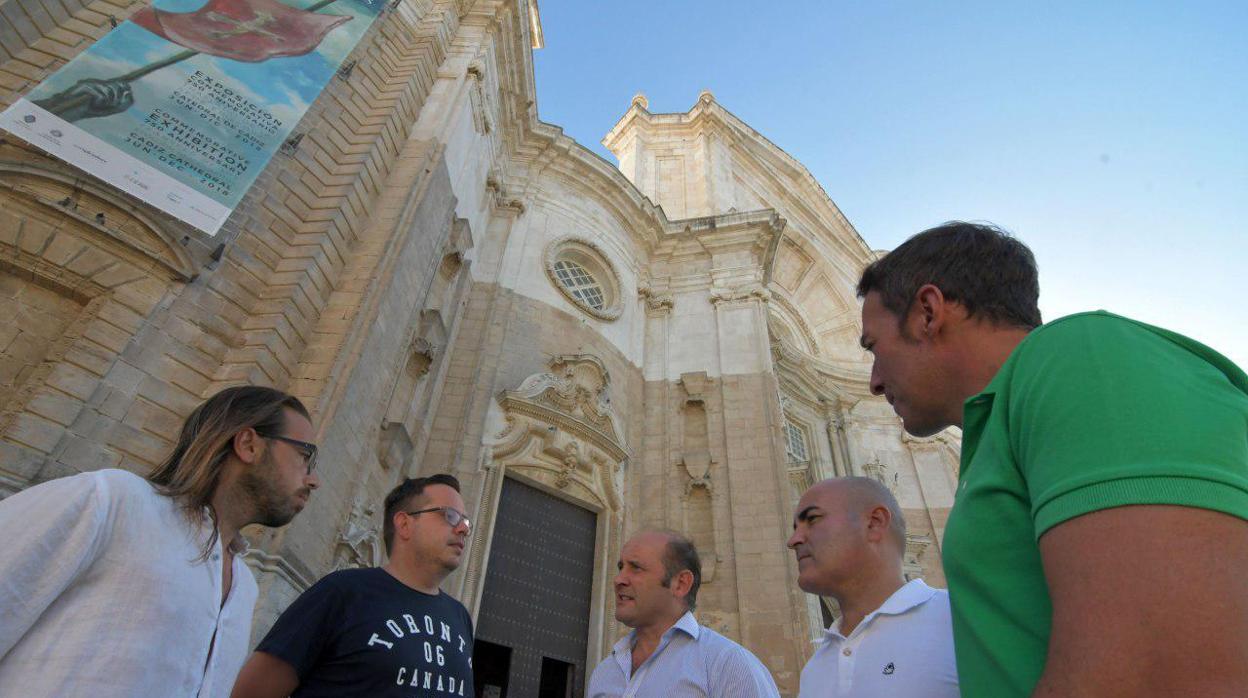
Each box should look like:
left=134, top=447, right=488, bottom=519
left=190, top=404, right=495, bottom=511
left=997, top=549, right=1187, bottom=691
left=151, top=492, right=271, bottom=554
left=0, top=0, right=383, bottom=235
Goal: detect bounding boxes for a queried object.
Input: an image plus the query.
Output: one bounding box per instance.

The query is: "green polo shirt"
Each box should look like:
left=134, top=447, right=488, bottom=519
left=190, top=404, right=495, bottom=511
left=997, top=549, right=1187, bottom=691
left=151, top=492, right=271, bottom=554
left=943, top=311, right=1248, bottom=697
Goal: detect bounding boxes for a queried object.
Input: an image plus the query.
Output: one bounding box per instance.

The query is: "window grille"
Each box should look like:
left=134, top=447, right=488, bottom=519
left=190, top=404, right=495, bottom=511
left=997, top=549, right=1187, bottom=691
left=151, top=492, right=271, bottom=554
left=552, top=259, right=605, bottom=310
left=784, top=418, right=809, bottom=464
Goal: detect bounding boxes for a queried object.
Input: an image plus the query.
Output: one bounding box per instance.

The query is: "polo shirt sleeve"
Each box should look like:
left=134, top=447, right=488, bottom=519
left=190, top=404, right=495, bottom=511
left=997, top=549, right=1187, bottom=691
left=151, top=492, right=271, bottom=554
left=1006, top=315, right=1248, bottom=539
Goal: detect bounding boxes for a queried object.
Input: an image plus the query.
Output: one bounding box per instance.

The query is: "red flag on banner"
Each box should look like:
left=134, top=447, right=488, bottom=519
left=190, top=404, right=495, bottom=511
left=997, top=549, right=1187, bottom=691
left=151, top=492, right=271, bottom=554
left=131, top=0, right=351, bottom=62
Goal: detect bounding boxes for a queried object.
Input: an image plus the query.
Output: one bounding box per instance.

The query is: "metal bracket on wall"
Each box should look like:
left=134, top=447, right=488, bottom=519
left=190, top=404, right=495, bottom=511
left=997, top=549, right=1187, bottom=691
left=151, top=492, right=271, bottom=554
left=280, top=132, right=304, bottom=156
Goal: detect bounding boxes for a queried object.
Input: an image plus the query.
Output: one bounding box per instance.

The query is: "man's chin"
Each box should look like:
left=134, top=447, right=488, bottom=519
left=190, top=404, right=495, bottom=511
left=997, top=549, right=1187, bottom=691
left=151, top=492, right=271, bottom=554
left=796, top=571, right=834, bottom=598
left=256, top=504, right=300, bottom=528
left=900, top=416, right=945, bottom=438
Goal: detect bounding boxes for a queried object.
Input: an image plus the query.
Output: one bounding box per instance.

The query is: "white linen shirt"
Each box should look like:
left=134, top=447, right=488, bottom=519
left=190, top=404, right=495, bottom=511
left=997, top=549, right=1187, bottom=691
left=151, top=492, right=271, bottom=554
left=587, top=611, right=781, bottom=698
left=0, top=469, right=259, bottom=697
left=797, top=579, right=959, bottom=698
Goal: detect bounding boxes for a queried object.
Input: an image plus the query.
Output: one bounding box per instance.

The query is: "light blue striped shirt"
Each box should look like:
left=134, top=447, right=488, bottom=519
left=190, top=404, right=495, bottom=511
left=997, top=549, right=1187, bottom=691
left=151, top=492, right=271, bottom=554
left=586, top=611, right=781, bottom=698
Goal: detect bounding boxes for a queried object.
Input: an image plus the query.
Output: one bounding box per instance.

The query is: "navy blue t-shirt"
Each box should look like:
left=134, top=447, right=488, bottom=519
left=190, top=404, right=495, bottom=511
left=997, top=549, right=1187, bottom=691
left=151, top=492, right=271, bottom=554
left=256, top=567, right=474, bottom=697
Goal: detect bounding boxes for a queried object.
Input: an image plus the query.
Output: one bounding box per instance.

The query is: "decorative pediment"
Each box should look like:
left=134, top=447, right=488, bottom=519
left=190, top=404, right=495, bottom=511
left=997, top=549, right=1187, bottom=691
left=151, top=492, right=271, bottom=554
left=487, top=354, right=628, bottom=512
left=498, top=354, right=626, bottom=459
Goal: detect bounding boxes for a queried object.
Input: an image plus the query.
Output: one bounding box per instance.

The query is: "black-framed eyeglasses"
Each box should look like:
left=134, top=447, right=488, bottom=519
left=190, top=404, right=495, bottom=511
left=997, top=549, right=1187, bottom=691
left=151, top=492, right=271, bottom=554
left=405, top=507, right=471, bottom=531
left=256, top=432, right=319, bottom=475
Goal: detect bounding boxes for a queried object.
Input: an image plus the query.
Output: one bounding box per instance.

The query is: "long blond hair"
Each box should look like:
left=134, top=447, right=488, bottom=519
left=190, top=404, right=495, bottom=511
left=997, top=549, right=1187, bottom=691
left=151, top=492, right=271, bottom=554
left=146, top=385, right=309, bottom=556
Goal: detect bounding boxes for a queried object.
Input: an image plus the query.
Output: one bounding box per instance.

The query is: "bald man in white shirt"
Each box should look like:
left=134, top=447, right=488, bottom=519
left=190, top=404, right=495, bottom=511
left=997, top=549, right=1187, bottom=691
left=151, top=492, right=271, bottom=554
left=787, top=477, right=958, bottom=697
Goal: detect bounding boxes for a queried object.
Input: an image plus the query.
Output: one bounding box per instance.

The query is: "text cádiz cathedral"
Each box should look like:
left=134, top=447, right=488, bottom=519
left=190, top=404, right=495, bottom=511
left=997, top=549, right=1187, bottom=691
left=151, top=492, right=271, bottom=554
left=0, top=0, right=960, bottom=695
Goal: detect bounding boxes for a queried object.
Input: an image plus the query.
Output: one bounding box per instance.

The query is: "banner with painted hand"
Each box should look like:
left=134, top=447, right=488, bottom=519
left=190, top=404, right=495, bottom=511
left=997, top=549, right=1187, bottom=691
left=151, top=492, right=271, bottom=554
left=0, top=0, right=383, bottom=235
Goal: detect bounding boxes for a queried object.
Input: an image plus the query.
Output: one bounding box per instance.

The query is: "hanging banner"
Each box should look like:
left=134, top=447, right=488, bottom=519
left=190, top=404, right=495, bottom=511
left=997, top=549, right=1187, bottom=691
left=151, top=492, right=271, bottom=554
left=0, top=0, right=383, bottom=235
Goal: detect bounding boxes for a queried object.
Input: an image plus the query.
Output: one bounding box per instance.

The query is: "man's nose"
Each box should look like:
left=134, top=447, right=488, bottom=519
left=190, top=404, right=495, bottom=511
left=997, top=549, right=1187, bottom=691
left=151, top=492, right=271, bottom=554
left=869, top=364, right=885, bottom=396
left=787, top=528, right=803, bottom=549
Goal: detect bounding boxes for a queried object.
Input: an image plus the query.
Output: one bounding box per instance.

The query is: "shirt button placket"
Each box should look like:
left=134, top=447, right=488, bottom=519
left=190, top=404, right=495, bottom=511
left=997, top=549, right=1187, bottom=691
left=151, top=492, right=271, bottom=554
left=838, top=643, right=855, bottom=696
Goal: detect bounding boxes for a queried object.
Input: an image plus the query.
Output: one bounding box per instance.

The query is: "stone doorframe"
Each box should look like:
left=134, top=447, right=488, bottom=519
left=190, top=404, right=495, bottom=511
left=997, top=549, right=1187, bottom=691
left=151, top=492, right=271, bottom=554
left=461, top=354, right=629, bottom=673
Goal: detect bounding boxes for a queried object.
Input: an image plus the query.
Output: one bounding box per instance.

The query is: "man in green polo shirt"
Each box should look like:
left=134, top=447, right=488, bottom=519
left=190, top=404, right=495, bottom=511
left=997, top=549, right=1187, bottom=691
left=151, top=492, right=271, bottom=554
left=856, top=221, right=1248, bottom=697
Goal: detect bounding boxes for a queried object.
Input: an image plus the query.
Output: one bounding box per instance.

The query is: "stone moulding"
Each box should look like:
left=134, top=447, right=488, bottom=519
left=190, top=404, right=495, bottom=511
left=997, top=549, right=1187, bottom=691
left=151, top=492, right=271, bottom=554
left=243, top=548, right=314, bottom=593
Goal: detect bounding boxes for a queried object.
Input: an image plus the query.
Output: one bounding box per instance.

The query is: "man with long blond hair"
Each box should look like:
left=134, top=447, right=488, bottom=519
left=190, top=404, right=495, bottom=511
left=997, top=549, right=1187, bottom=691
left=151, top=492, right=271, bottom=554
left=0, top=385, right=321, bottom=697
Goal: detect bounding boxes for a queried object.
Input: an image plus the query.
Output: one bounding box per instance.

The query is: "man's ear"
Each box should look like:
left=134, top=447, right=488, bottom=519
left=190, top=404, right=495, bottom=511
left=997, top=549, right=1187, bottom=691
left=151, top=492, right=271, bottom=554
left=232, top=427, right=264, bottom=465
left=391, top=511, right=408, bottom=547
left=671, top=569, right=695, bottom=600
left=912, top=284, right=949, bottom=338
left=864, top=505, right=893, bottom=543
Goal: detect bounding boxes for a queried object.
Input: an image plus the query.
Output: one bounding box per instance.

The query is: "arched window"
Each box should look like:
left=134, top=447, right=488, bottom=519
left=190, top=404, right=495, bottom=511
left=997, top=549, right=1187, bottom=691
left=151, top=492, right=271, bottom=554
left=544, top=237, right=623, bottom=321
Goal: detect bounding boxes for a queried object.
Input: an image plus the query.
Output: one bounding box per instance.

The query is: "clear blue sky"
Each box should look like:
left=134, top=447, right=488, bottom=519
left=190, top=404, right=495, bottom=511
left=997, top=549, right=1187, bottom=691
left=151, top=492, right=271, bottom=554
left=533, top=1, right=1247, bottom=369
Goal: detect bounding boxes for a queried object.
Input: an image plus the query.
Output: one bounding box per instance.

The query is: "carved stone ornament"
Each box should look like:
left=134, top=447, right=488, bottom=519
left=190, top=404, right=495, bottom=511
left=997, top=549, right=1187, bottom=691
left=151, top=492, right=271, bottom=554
left=504, top=355, right=623, bottom=445
left=680, top=449, right=713, bottom=495
left=487, top=354, right=628, bottom=511
left=862, top=454, right=899, bottom=496
left=334, top=494, right=382, bottom=570
left=903, top=533, right=932, bottom=579
left=409, top=337, right=438, bottom=377
left=709, top=282, right=770, bottom=306
left=638, top=285, right=674, bottom=314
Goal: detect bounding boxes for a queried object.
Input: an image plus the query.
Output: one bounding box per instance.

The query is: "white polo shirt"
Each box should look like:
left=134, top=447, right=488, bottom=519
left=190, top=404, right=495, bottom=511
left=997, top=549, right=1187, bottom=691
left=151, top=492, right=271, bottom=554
left=797, top=578, right=959, bottom=698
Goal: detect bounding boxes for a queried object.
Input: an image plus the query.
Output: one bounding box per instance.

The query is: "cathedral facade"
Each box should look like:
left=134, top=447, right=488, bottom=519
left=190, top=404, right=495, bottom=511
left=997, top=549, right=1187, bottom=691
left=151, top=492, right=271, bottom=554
left=0, top=0, right=959, bottom=695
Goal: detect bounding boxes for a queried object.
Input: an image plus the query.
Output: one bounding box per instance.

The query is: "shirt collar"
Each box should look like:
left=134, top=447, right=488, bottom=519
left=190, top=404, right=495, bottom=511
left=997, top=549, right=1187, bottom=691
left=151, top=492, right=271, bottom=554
left=197, top=506, right=250, bottom=556
left=874, top=578, right=937, bottom=616
left=671, top=610, right=701, bottom=640
left=823, top=579, right=938, bottom=639
left=613, top=610, right=701, bottom=655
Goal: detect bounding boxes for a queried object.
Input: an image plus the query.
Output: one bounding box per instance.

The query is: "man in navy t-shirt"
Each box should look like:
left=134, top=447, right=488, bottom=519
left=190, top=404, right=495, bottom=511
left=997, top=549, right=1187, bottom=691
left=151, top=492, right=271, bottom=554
left=231, top=474, right=474, bottom=697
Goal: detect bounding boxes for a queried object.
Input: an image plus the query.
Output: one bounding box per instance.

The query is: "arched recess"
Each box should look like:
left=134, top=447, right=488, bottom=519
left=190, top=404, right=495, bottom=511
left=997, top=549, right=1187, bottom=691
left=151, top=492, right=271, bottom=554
left=0, top=159, right=197, bottom=282
left=768, top=295, right=820, bottom=356
left=465, top=354, right=628, bottom=671
left=0, top=156, right=195, bottom=491
left=768, top=232, right=866, bottom=363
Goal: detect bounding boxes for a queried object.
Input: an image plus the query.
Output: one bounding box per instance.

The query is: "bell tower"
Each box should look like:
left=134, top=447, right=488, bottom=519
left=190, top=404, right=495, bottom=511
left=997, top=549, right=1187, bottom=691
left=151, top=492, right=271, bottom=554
left=603, top=90, right=741, bottom=219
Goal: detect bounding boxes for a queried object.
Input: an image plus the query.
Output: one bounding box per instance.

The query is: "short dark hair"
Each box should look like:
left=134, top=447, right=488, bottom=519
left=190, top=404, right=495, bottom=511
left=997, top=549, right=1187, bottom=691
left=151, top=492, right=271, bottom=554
left=857, top=221, right=1042, bottom=331
left=658, top=531, right=702, bottom=611
left=383, top=474, right=461, bottom=555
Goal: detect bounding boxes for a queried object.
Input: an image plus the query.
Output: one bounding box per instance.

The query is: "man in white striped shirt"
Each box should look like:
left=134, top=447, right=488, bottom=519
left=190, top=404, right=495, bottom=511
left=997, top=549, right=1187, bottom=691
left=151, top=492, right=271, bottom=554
left=586, top=530, right=780, bottom=698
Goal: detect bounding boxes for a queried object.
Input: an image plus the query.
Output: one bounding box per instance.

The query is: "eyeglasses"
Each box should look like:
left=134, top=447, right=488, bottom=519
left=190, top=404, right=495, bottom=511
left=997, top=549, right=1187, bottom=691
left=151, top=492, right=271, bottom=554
left=405, top=507, right=471, bottom=531
left=256, top=432, right=319, bottom=475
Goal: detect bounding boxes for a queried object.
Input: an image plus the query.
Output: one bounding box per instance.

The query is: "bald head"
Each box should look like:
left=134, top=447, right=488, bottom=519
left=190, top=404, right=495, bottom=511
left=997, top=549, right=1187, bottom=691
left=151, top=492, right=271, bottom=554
left=807, top=477, right=907, bottom=550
